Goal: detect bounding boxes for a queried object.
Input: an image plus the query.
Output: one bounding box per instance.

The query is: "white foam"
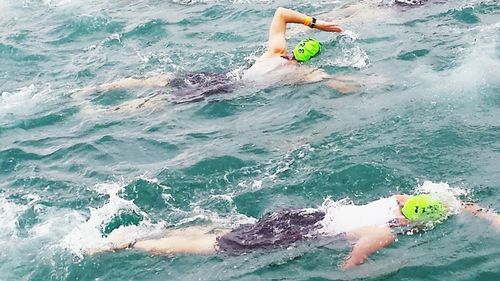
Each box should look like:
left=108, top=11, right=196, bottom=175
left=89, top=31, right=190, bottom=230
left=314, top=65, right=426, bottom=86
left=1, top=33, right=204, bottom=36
left=327, top=31, right=370, bottom=69
left=447, top=23, right=500, bottom=90
left=414, top=181, right=469, bottom=214
left=61, top=181, right=168, bottom=256
left=0, top=84, right=55, bottom=120
left=0, top=194, right=85, bottom=266
left=0, top=197, right=27, bottom=241
left=410, top=20, right=500, bottom=102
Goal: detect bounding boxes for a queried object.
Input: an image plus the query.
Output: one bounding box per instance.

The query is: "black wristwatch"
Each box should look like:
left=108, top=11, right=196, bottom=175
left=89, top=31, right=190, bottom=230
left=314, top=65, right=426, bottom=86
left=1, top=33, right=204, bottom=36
left=311, top=17, right=317, bottom=28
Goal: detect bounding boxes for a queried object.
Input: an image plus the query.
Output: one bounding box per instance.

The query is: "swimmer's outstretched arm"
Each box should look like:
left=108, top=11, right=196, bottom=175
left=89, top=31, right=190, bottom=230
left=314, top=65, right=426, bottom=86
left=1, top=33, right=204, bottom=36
left=300, top=69, right=361, bottom=94
left=462, top=203, right=500, bottom=230
left=341, top=225, right=396, bottom=270
left=262, top=7, right=343, bottom=59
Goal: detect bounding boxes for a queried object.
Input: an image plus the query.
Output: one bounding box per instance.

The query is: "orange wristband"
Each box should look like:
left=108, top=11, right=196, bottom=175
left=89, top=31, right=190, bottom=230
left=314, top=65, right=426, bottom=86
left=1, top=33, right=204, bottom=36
left=303, top=16, right=312, bottom=27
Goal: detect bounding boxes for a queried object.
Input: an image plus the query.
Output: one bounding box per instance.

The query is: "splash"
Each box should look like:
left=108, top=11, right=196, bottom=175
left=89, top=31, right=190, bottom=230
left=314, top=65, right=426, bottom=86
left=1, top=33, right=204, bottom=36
left=0, top=197, right=28, bottom=241
left=327, top=31, right=370, bottom=69
left=61, top=181, right=167, bottom=257
left=0, top=84, right=54, bottom=120
left=414, top=181, right=469, bottom=214
left=408, top=15, right=500, bottom=102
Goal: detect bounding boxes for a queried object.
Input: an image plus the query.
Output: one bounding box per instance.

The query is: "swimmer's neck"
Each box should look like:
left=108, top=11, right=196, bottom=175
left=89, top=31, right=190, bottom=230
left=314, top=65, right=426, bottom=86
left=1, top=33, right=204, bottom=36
left=280, top=53, right=296, bottom=61
left=259, top=51, right=296, bottom=63
left=392, top=195, right=411, bottom=209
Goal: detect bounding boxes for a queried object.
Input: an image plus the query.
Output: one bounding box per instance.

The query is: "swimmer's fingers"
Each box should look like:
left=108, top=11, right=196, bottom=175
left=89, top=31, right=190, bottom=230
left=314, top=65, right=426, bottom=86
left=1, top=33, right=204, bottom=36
left=314, top=20, right=343, bottom=33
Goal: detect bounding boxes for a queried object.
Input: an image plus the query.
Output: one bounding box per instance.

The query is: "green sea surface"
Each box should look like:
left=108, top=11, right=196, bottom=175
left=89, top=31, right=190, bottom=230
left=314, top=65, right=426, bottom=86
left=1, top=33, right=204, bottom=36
left=1, top=0, right=499, bottom=280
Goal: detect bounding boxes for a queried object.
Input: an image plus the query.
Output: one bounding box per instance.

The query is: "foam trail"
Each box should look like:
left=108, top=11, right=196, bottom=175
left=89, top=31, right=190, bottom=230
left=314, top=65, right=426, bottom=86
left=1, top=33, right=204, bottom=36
left=61, top=181, right=167, bottom=257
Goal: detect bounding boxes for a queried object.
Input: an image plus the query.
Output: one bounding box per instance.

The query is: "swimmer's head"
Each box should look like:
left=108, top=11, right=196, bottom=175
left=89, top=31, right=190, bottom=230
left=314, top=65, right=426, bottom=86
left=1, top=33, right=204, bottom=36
left=293, top=38, right=321, bottom=62
left=402, top=194, right=447, bottom=223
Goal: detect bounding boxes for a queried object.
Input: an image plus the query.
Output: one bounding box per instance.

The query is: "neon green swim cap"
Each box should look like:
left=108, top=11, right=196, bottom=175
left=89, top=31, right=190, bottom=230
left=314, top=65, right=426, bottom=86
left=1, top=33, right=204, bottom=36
left=293, top=38, right=321, bottom=62
left=402, top=194, right=446, bottom=223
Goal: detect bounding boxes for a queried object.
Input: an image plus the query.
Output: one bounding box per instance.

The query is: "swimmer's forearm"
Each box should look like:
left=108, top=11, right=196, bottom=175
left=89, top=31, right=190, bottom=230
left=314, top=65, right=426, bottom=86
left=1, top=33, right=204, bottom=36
left=462, top=203, right=500, bottom=230
left=275, top=7, right=343, bottom=32
left=342, top=226, right=395, bottom=270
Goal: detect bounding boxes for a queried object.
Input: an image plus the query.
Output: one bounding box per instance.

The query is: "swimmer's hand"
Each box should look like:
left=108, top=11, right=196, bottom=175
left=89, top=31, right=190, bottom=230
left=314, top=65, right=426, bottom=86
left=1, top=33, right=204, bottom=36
left=341, top=226, right=395, bottom=270
left=314, top=20, right=343, bottom=33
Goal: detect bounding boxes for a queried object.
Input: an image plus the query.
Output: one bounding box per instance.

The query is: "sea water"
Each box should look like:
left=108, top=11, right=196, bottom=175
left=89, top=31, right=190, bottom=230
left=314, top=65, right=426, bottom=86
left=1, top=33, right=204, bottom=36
left=1, top=0, right=499, bottom=280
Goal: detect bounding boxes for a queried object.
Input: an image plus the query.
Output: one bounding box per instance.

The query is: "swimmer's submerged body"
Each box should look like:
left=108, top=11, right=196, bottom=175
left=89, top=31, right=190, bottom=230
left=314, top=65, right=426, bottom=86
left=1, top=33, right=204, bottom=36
left=92, top=194, right=500, bottom=270
left=72, top=7, right=362, bottom=110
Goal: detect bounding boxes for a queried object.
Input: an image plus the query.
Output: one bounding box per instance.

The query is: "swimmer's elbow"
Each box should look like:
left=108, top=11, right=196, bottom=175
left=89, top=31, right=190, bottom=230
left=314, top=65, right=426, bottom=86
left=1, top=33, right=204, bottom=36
left=275, top=7, right=286, bottom=17
left=269, top=46, right=287, bottom=55
left=274, top=7, right=293, bottom=22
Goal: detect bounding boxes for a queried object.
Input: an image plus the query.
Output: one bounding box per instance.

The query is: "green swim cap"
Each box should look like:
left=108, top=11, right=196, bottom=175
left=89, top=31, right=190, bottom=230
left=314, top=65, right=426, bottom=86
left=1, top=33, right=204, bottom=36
left=293, top=38, right=321, bottom=62
left=402, top=194, right=446, bottom=223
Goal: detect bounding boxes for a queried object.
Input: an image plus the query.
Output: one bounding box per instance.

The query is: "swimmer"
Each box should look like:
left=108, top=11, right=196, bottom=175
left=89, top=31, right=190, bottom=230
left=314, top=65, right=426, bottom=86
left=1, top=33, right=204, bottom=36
left=73, top=7, right=359, bottom=110
left=90, top=193, right=500, bottom=270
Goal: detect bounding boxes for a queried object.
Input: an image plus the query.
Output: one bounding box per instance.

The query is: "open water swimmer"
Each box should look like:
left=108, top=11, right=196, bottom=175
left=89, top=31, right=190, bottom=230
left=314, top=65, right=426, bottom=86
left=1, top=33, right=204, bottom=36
left=88, top=192, right=500, bottom=270
left=72, top=7, right=361, bottom=109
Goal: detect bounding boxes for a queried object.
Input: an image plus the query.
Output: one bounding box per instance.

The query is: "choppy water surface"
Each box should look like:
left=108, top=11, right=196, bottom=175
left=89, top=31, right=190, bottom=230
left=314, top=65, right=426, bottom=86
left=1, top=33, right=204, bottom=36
left=1, top=0, right=499, bottom=280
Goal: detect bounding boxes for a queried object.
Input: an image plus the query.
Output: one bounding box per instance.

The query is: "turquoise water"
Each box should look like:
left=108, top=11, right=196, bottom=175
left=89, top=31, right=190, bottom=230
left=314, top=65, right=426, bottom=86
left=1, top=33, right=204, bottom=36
left=1, top=0, right=499, bottom=280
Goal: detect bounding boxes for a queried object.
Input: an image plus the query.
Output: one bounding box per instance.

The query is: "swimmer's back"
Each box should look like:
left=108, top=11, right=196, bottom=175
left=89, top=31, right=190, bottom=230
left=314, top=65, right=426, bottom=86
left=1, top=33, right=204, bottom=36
left=242, top=56, right=304, bottom=86
left=319, top=197, right=401, bottom=234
